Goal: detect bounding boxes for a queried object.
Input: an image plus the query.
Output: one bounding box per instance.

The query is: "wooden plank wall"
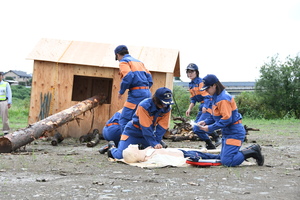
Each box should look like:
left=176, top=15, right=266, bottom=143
left=28, top=61, right=126, bottom=138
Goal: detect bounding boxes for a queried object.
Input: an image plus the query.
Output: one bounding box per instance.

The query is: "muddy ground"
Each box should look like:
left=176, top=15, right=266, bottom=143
left=0, top=126, right=299, bottom=200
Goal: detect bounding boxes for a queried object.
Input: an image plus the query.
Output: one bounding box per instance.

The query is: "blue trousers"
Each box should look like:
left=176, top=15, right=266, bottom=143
left=199, top=137, right=245, bottom=167
left=110, top=125, right=151, bottom=159
left=119, top=89, right=151, bottom=132
left=102, top=125, right=122, bottom=147
left=193, top=112, right=213, bottom=141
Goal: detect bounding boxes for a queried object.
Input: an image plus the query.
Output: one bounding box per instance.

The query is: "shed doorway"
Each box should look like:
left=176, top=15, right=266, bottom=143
left=71, top=75, right=112, bottom=103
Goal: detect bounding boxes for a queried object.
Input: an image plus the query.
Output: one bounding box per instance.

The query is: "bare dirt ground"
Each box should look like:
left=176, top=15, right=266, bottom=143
left=0, top=125, right=299, bottom=200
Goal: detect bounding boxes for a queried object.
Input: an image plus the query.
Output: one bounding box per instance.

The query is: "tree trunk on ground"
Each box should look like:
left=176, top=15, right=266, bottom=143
left=0, top=94, right=106, bottom=153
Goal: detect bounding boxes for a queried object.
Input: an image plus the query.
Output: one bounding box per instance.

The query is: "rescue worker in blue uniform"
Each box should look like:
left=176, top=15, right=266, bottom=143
left=185, top=63, right=220, bottom=149
left=195, top=74, right=264, bottom=167
left=107, top=87, right=174, bottom=159
left=114, top=45, right=153, bottom=132
left=0, top=72, right=12, bottom=135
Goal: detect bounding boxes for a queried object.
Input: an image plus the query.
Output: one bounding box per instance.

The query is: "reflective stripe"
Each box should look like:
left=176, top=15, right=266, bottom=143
left=132, top=123, right=141, bottom=129
left=0, top=82, right=7, bottom=100
left=233, top=120, right=242, bottom=125
left=226, top=138, right=242, bottom=146
left=129, top=86, right=149, bottom=91
left=124, top=101, right=136, bottom=109
left=120, top=134, right=129, bottom=141
left=106, top=122, right=119, bottom=127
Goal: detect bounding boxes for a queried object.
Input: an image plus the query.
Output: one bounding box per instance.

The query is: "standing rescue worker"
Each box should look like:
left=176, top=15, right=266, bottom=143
left=0, top=72, right=12, bottom=135
left=185, top=63, right=220, bottom=149
left=107, top=87, right=174, bottom=159
left=114, top=45, right=153, bottom=132
left=197, top=74, right=264, bottom=167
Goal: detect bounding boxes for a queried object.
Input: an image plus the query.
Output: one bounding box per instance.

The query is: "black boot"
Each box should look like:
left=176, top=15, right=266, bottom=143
left=98, top=144, right=109, bottom=154
left=205, top=139, right=216, bottom=149
left=107, top=148, right=115, bottom=159
left=241, top=144, right=264, bottom=166
left=107, top=141, right=116, bottom=159
left=211, top=131, right=222, bottom=147
left=160, top=140, right=168, bottom=148
left=138, top=144, right=146, bottom=150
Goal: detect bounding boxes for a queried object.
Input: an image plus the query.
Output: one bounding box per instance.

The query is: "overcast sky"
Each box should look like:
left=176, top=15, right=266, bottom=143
left=1, top=0, right=300, bottom=82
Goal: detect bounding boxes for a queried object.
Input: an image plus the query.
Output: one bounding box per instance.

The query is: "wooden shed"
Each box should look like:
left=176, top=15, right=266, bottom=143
left=27, top=38, right=180, bottom=138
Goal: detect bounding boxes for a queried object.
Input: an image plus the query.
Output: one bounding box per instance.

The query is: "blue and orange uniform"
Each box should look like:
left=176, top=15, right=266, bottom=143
left=203, top=90, right=246, bottom=166
left=118, top=54, right=153, bottom=131
left=102, top=110, right=122, bottom=146
left=110, top=98, right=171, bottom=159
left=188, top=77, right=213, bottom=141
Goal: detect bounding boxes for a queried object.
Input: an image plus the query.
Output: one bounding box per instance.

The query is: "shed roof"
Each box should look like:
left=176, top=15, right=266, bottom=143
left=27, top=38, right=180, bottom=77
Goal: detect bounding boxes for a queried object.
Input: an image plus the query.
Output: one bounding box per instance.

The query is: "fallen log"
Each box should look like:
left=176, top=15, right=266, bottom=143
left=0, top=94, right=106, bottom=153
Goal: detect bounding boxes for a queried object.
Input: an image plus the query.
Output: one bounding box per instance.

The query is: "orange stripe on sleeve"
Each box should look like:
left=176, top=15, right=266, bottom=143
left=120, top=134, right=129, bottom=141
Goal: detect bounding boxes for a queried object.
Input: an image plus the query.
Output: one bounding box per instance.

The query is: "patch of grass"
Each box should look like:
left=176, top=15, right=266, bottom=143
left=169, top=117, right=300, bottom=137
left=242, top=118, right=300, bottom=136
left=0, top=98, right=30, bottom=131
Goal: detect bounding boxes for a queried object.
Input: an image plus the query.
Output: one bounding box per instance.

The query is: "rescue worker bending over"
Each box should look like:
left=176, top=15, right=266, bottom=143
left=107, top=87, right=174, bottom=159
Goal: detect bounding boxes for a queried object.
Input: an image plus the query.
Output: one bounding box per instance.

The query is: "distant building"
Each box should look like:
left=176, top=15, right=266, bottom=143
left=174, top=81, right=256, bottom=97
left=3, top=70, right=32, bottom=85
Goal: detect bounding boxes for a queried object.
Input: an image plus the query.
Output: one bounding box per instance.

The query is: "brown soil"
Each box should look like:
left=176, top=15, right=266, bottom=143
left=0, top=130, right=299, bottom=200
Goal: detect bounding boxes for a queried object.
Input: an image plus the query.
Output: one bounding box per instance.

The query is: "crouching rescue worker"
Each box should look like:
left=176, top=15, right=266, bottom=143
left=197, top=74, right=264, bottom=167
left=107, top=87, right=174, bottom=159
left=114, top=45, right=153, bottom=132
left=98, top=109, right=123, bottom=154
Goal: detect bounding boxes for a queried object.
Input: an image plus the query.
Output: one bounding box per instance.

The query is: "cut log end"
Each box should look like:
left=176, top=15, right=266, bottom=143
left=0, top=137, right=13, bottom=153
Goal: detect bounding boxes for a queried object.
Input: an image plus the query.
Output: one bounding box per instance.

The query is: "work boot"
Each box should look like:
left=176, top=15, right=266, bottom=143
left=160, top=140, right=168, bottom=148
left=107, top=141, right=116, bottom=159
left=138, top=144, right=146, bottom=150
left=107, top=148, right=115, bottom=159
left=241, top=144, right=264, bottom=166
left=211, top=131, right=222, bottom=147
left=98, top=144, right=109, bottom=154
left=205, top=139, right=216, bottom=150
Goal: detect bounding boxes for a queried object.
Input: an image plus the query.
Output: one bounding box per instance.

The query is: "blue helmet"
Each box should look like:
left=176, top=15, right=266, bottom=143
left=186, top=63, right=198, bottom=71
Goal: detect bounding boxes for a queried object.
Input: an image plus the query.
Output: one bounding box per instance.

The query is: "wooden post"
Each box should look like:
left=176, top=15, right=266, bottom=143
left=0, top=94, right=106, bottom=153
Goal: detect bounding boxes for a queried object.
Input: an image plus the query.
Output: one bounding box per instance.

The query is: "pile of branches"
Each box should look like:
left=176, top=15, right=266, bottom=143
left=164, top=117, right=259, bottom=142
